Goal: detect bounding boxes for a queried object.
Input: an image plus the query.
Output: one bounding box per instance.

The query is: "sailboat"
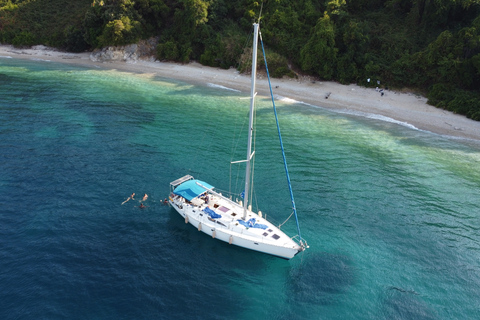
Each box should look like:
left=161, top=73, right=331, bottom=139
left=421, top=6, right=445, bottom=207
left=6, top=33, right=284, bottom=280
left=168, top=23, right=308, bottom=259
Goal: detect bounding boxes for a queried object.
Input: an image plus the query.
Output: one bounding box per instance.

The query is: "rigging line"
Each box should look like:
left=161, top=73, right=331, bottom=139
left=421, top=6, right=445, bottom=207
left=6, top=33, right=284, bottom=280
left=250, top=147, right=255, bottom=210
left=236, top=26, right=253, bottom=72
left=229, top=107, right=248, bottom=194
left=187, top=129, right=209, bottom=176
left=229, top=163, right=235, bottom=199
left=229, top=159, right=243, bottom=199
left=213, top=187, right=236, bottom=197
left=257, top=1, right=264, bottom=24
left=234, top=161, right=242, bottom=199
left=230, top=101, right=250, bottom=162
left=229, top=108, right=250, bottom=198
left=250, top=90, right=258, bottom=208
left=259, top=28, right=303, bottom=243
left=229, top=104, right=249, bottom=168
left=279, top=210, right=295, bottom=229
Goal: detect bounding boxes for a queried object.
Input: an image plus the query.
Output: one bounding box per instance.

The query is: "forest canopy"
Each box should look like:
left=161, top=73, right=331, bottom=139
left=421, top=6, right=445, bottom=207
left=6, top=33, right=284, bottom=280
left=1, top=0, right=480, bottom=120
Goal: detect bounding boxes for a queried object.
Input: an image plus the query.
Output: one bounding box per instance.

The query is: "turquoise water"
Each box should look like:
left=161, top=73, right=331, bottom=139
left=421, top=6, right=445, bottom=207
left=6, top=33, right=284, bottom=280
left=1, top=57, right=480, bottom=319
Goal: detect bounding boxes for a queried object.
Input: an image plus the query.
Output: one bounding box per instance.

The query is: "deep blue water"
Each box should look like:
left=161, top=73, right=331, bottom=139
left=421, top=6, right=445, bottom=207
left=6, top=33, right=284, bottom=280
left=1, top=57, right=480, bottom=319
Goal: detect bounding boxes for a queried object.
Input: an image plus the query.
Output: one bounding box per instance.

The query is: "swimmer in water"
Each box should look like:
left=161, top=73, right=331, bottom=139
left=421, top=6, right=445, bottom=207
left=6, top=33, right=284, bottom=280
left=121, top=193, right=135, bottom=205
left=140, top=203, right=146, bottom=209
left=142, top=193, right=148, bottom=201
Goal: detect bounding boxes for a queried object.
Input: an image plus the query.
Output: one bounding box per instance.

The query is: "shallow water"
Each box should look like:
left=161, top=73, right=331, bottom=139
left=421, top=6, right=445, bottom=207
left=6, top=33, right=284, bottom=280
left=1, top=58, right=480, bottom=319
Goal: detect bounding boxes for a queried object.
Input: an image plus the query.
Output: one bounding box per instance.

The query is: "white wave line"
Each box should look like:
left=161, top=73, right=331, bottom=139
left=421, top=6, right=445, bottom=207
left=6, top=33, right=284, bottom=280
left=207, top=83, right=241, bottom=92
left=273, top=94, right=422, bottom=132
left=30, top=58, right=51, bottom=62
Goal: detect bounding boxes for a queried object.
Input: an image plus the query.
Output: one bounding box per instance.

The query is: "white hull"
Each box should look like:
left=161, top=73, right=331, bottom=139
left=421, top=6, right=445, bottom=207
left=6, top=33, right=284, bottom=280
left=168, top=190, right=302, bottom=260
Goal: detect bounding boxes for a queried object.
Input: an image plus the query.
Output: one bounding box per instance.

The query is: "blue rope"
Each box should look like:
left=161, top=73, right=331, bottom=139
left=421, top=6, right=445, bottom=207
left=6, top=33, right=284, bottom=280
left=259, top=32, right=303, bottom=243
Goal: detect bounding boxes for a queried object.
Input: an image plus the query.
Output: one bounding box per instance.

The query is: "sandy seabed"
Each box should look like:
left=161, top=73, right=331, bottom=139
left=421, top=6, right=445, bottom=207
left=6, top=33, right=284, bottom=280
left=2, top=44, right=480, bottom=142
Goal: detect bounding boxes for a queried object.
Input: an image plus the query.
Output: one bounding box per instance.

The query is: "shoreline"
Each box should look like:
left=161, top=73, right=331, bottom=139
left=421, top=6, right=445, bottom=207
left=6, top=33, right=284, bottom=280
left=2, top=44, right=480, bottom=142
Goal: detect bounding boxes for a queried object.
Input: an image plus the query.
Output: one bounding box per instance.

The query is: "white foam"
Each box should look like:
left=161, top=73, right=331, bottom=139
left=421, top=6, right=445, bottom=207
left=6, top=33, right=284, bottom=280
left=0, top=55, right=13, bottom=59
left=207, top=83, right=241, bottom=92
left=274, top=95, right=300, bottom=104
left=273, top=94, right=422, bottom=132
left=333, top=108, right=419, bottom=130
left=366, top=114, right=419, bottom=130
left=30, top=58, right=51, bottom=62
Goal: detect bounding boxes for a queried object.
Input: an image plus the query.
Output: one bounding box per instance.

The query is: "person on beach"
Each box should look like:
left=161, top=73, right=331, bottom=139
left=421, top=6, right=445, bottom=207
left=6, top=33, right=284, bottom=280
left=121, top=193, right=135, bottom=205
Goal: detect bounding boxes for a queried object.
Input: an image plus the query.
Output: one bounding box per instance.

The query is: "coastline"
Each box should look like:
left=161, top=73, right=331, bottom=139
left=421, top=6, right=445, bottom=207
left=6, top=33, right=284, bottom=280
left=2, top=44, right=480, bottom=142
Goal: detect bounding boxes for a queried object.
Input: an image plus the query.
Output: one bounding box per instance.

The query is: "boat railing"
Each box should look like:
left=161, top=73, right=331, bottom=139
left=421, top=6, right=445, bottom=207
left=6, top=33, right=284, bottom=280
left=170, top=175, right=194, bottom=188
left=196, top=182, right=242, bottom=209
left=291, top=234, right=309, bottom=250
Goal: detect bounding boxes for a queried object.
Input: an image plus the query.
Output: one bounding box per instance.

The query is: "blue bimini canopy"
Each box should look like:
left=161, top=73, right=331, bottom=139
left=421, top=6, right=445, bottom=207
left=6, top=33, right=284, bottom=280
left=173, top=179, right=213, bottom=201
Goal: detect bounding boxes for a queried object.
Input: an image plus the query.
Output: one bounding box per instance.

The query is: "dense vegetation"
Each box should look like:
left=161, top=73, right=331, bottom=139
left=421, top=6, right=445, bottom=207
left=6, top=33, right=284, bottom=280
left=1, top=0, right=480, bottom=120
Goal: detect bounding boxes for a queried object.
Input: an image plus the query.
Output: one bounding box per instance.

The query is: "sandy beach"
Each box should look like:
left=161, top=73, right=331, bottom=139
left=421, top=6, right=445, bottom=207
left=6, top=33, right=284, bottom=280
left=2, top=44, right=480, bottom=142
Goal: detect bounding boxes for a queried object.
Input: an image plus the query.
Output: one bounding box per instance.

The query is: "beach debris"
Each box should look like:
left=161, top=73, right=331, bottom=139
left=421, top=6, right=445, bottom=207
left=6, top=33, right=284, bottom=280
left=325, top=92, right=331, bottom=99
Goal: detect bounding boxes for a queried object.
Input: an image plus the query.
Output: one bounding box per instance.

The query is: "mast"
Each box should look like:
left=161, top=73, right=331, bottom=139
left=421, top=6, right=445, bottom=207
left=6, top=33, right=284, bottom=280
left=243, top=23, right=259, bottom=220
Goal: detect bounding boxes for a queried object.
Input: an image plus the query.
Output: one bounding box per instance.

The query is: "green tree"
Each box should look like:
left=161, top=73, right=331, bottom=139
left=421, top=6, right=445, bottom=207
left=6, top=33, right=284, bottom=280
left=12, top=31, right=35, bottom=47
left=335, top=20, right=369, bottom=83
left=300, top=13, right=337, bottom=80
left=157, top=40, right=180, bottom=60
left=85, top=0, right=144, bottom=48
left=133, top=0, right=170, bottom=33
left=97, top=16, right=140, bottom=46
left=157, top=0, right=211, bottom=62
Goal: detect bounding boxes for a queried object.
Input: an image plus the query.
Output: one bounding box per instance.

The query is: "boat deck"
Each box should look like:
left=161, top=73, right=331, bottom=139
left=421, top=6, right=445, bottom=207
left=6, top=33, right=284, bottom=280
left=171, top=191, right=289, bottom=243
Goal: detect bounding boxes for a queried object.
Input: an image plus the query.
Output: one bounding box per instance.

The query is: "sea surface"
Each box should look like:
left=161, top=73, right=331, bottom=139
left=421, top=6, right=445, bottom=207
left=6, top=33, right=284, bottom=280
left=1, top=57, right=480, bottom=319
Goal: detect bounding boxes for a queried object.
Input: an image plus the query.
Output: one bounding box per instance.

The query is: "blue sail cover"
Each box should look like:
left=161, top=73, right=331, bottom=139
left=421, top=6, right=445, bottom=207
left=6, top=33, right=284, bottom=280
left=204, top=207, right=222, bottom=219
left=237, top=218, right=268, bottom=230
left=173, top=179, right=213, bottom=201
